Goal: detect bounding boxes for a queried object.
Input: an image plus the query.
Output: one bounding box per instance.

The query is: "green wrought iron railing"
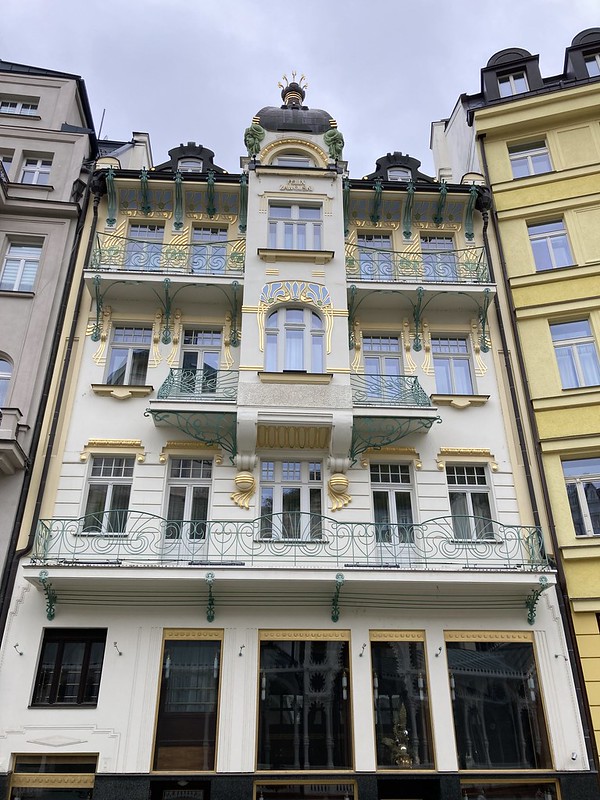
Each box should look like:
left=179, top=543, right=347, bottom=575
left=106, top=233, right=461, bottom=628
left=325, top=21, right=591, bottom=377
left=351, top=374, right=432, bottom=407
left=345, top=243, right=490, bottom=284
left=89, top=232, right=245, bottom=275
left=32, top=511, right=549, bottom=571
left=157, top=368, right=238, bottom=402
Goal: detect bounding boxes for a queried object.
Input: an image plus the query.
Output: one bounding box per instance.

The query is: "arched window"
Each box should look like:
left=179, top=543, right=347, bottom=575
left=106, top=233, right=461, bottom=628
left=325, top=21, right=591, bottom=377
left=265, top=308, right=324, bottom=373
left=387, top=167, right=411, bottom=182
left=0, top=356, right=13, bottom=406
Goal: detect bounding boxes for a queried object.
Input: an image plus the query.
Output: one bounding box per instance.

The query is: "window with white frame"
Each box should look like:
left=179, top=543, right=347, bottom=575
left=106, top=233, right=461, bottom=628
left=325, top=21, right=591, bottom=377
left=584, top=53, right=600, bottom=77
left=0, top=97, right=39, bottom=115
left=165, top=458, right=212, bottom=540
left=370, top=463, right=414, bottom=545
left=178, top=158, right=203, bottom=172
left=363, top=335, right=402, bottom=401
left=268, top=203, right=322, bottom=250
left=274, top=154, right=314, bottom=168
left=105, top=326, right=152, bottom=386
left=550, top=320, right=600, bottom=389
left=0, top=356, right=12, bottom=406
left=446, top=465, right=493, bottom=539
left=180, top=329, right=222, bottom=395
left=563, top=458, right=600, bottom=537
left=20, top=156, right=52, bottom=185
left=125, top=223, right=164, bottom=270
left=357, top=233, right=393, bottom=279
left=420, top=234, right=457, bottom=281
left=431, top=337, right=474, bottom=394
left=508, top=140, right=552, bottom=178
left=82, top=456, right=134, bottom=533
left=191, top=226, right=227, bottom=273
left=498, top=71, right=529, bottom=97
left=260, top=460, right=323, bottom=540
left=528, top=220, right=573, bottom=271
left=0, top=242, right=42, bottom=291
left=265, top=307, right=324, bottom=373
left=387, top=167, right=411, bottom=182
left=0, top=150, right=13, bottom=177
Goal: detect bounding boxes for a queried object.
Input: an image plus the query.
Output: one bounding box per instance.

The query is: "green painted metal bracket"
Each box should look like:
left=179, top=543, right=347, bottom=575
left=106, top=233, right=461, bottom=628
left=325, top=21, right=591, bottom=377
left=347, top=285, right=358, bottom=349
left=206, top=170, right=216, bottom=218
left=238, top=173, right=248, bottom=234
left=229, top=280, right=241, bottom=347
left=106, top=166, right=117, bottom=226
left=478, top=288, right=493, bottom=353
left=331, top=573, right=344, bottom=622
left=464, top=184, right=479, bottom=241
left=173, top=171, right=184, bottom=230
left=206, top=572, right=215, bottom=622
left=412, top=286, right=425, bottom=351
left=402, top=180, right=415, bottom=239
left=370, top=177, right=383, bottom=225
left=140, top=168, right=151, bottom=215
left=433, top=181, right=448, bottom=225
left=38, top=570, right=57, bottom=621
left=343, top=177, right=351, bottom=237
left=146, top=409, right=238, bottom=461
left=525, top=576, right=549, bottom=625
left=90, top=274, right=104, bottom=341
left=161, top=278, right=173, bottom=344
left=350, top=415, right=440, bottom=465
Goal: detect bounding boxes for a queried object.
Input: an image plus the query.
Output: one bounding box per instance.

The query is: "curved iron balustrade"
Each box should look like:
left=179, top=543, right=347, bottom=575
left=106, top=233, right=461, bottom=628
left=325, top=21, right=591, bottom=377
left=89, top=232, right=245, bottom=276
left=33, top=511, right=548, bottom=571
left=350, top=374, right=431, bottom=407
left=157, top=368, right=239, bottom=402
left=345, top=243, right=489, bottom=284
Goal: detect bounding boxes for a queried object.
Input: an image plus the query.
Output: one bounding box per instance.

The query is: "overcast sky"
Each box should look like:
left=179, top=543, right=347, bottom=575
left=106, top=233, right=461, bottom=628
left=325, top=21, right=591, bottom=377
left=2, top=0, right=599, bottom=177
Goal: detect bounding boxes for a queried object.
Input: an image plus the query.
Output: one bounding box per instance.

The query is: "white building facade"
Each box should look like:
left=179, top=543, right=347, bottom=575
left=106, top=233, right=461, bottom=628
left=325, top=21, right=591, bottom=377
left=0, top=81, right=596, bottom=800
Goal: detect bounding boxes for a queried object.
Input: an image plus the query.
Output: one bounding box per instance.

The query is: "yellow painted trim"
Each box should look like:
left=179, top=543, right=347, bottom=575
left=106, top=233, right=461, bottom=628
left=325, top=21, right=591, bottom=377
left=80, top=439, right=146, bottom=463
left=163, top=628, right=224, bottom=640
left=445, top=630, right=534, bottom=642
left=370, top=630, right=425, bottom=641
left=259, top=629, right=350, bottom=640
left=257, top=372, right=332, bottom=385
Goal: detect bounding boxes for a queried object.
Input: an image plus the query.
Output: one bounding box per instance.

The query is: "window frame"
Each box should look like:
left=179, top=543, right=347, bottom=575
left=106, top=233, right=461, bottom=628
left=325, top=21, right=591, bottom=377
left=0, top=97, right=39, bottom=116
left=431, top=336, right=475, bottom=395
left=446, top=464, right=494, bottom=540
left=265, top=307, right=325, bottom=374
left=584, top=52, right=600, bottom=77
left=527, top=219, right=573, bottom=271
left=20, top=156, right=53, bottom=186
left=498, top=71, right=529, bottom=97
left=178, top=158, right=203, bottom=172
left=387, top=167, right=411, bottom=182
left=508, top=140, right=552, bottom=178
left=370, top=463, right=415, bottom=551
left=0, top=241, right=43, bottom=292
left=31, top=628, right=107, bottom=707
left=125, top=222, right=165, bottom=271
left=268, top=202, right=322, bottom=251
left=82, top=455, right=135, bottom=534
left=0, top=355, right=13, bottom=406
left=259, top=459, right=323, bottom=540
left=191, top=226, right=228, bottom=274
left=165, top=457, right=213, bottom=541
left=273, top=154, right=314, bottom=168
left=563, top=458, right=600, bottom=537
left=105, top=325, right=153, bottom=386
left=550, top=319, right=600, bottom=389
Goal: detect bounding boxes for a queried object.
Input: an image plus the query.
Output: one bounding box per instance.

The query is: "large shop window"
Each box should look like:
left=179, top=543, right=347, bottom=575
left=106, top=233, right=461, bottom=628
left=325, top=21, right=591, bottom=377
left=461, top=783, right=558, bottom=799
left=446, top=637, right=552, bottom=770
left=9, top=755, right=97, bottom=800
left=371, top=635, right=434, bottom=769
left=32, top=629, right=107, bottom=706
left=154, top=631, right=222, bottom=771
left=257, top=633, right=352, bottom=770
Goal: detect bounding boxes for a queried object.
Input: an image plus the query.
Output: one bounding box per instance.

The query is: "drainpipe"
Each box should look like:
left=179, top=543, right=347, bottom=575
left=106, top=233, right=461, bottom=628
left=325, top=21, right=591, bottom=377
left=477, top=131, right=598, bottom=773
left=0, top=169, right=105, bottom=643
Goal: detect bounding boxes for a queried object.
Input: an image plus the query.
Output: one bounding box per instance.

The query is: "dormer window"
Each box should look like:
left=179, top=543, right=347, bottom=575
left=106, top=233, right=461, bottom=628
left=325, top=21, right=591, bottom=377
left=498, top=72, right=529, bottom=97
left=274, top=155, right=313, bottom=168
left=584, top=53, right=600, bottom=77
left=178, top=158, right=203, bottom=172
left=387, top=167, right=411, bottom=182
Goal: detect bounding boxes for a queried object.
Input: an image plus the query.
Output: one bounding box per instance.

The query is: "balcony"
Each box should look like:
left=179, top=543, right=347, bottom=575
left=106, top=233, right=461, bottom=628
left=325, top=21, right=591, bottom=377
left=351, top=374, right=430, bottom=407
left=157, top=368, right=238, bottom=403
left=88, top=232, right=245, bottom=277
left=346, top=244, right=490, bottom=284
left=0, top=408, right=28, bottom=474
left=32, top=511, right=548, bottom=572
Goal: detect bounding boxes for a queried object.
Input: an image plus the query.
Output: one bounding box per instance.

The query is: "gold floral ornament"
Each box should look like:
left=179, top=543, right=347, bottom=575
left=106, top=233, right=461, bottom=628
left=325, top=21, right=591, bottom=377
left=328, top=473, right=351, bottom=511
left=231, top=470, right=256, bottom=509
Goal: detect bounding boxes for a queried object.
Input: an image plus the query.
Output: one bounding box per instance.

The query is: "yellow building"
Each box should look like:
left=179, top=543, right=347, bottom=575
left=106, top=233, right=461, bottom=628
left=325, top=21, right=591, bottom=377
left=433, top=28, right=600, bottom=756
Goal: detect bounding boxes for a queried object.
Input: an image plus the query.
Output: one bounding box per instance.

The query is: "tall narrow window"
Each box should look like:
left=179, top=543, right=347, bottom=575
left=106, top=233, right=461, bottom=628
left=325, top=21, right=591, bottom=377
left=83, top=456, right=134, bottom=533
left=265, top=307, right=324, bottom=373
left=371, top=464, right=414, bottom=563
left=32, top=629, right=107, bottom=706
left=446, top=465, right=493, bottom=539
left=268, top=203, right=322, bottom=250
left=165, top=458, right=212, bottom=540
left=563, top=458, right=600, bottom=537
left=528, top=220, right=573, bottom=271
left=258, top=635, right=352, bottom=770
left=105, top=326, right=152, bottom=385
left=191, top=227, right=227, bottom=274
left=125, top=223, right=164, bottom=270
left=357, top=233, right=393, bottom=280
left=431, top=337, right=474, bottom=395
left=1, top=242, right=42, bottom=291
left=371, top=637, right=433, bottom=769
left=154, top=632, right=222, bottom=771
left=20, top=156, right=52, bottom=185
left=362, top=335, right=402, bottom=402
left=180, top=329, right=222, bottom=395
left=260, top=460, right=322, bottom=540
left=420, top=235, right=457, bottom=281
left=447, top=638, right=552, bottom=770
left=0, top=356, right=12, bottom=406
left=550, top=320, right=600, bottom=389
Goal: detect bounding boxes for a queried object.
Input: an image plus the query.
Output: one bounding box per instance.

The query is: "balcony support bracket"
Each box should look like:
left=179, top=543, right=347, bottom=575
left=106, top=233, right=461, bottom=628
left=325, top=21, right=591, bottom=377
left=146, top=409, right=237, bottom=461
left=402, top=180, right=415, bottom=239
left=38, top=570, right=57, bottom=621
left=433, top=181, right=448, bottom=225
left=525, top=576, right=549, bottom=625
left=464, top=184, right=478, bottom=241
left=331, top=573, right=345, bottom=622
left=173, top=170, right=184, bottom=230
left=350, top=415, right=439, bottom=465
left=370, top=177, right=383, bottom=225
left=206, top=572, right=215, bottom=622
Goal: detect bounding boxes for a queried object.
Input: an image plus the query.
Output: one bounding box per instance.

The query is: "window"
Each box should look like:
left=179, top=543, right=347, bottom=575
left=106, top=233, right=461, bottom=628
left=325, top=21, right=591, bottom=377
left=0, top=149, right=13, bottom=177
left=563, top=458, right=600, bottom=536
left=191, top=226, right=227, bottom=273
left=447, top=638, right=552, bottom=769
left=255, top=784, right=355, bottom=800
left=0, top=356, right=12, bottom=406
left=125, top=223, right=164, bottom=270
left=584, top=53, right=600, bottom=77
left=268, top=203, right=322, bottom=250
left=498, top=71, right=529, bottom=97
left=387, top=167, right=411, bottom=182
left=105, top=326, right=152, bottom=385
left=431, top=337, right=474, bottom=395
left=508, top=140, right=552, bottom=178
left=20, top=156, right=52, bottom=185
left=0, top=242, right=42, bottom=291
left=82, top=456, right=134, bottom=533
left=528, top=220, right=573, bottom=271
left=446, top=465, right=493, bottom=539
left=420, top=234, right=457, bottom=281
left=165, top=458, right=212, bottom=540
left=357, top=233, right=393, bottom=279
left=260, top=460, right=322, bottom=540
left=258, top=635, right=352, bottom=769
left=32, top=629, right=106, bottom=706
left=461, top=783, right=558, bottom=800
left=265, top=307, right=324, bottom=373
left=274, top=154, right=313, bottom=167
left=154, top=632, right=221, bottom=771
left=371, top=637, right=433, bottom=768
left=550, top=320, right=600, bottom=389
left=180, top=329, right=222, bottom=394
left=178, top=158, right=203, bottom=172
left=9, top=755, right=97, bottom=800
left=0, top=97, right=39, bottom=115
left=363, top=335, right=402, bottom=401
left=371, top=464, right=414, bottom=559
